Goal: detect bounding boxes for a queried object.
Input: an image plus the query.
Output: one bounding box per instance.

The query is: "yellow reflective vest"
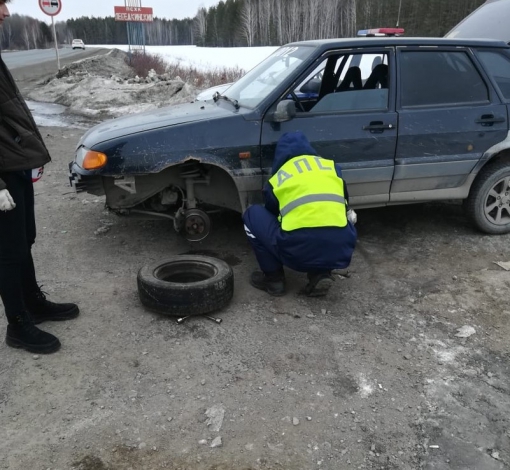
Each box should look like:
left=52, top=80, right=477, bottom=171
left=268, top=155, right=348, bottom=231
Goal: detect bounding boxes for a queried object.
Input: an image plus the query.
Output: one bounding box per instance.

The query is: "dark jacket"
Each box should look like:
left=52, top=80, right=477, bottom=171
left=0, top=49, right=51, bottom=189
left=264, top=131, right=357, bottom=271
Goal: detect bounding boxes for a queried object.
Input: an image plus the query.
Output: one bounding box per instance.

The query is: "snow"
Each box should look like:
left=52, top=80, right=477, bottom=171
left=28, top=46, right=279, bottom=123
left=90, top=45, right=279, bottom=73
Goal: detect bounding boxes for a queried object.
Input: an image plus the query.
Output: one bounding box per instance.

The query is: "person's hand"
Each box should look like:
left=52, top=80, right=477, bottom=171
left=0, top=189, right=16, bottom=211
left=347, top=209, right=357, bottom=225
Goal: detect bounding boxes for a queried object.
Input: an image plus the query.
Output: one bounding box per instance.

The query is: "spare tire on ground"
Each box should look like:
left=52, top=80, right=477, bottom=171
left=137, top=255, right=234, bottom=317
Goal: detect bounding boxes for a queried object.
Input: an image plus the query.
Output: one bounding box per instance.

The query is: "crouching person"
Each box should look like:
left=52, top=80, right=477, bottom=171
left=243, top=131, right=357, bottom=297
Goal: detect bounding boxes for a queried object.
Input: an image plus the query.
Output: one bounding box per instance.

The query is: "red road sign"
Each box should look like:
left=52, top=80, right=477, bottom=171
left=39, top=0, right=62, bottom=17
left=114, top=6, right=154, bottom=22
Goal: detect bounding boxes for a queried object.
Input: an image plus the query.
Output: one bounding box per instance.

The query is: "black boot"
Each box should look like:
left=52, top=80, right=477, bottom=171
left=6, top=313, right=61, bottom=354
left=302, top=271, right=334, bottom=297
left=25, top=287, right=79, bottom=325
left=250, top=270, right=286, bottom=296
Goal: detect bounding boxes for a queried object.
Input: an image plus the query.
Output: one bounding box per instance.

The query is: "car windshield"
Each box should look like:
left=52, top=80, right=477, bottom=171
left=221, top=45, right=315, bottom=109
left=446, top=0, right=510, bottom=43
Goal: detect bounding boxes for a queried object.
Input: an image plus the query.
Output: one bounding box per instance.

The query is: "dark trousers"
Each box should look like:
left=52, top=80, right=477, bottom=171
left=0, top=172, right=38, bottom=321
left=243, top=205, right=283, bottom=273
left=243, top=204, right=356, bottom=274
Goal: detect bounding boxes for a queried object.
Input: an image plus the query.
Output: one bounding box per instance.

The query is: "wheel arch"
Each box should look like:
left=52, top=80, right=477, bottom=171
left=472, top=132, right=510, bottom=177
left=104, top=156, right=256, bottom=213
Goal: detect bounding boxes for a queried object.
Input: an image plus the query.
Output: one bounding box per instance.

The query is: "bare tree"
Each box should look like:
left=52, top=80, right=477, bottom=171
left=240, top=0, right=256, bottom=46
left=22, top=24, right=30, bottom=49
left=305, top=0, right=321, bottom=40
left=193, top=7, right=207, bottom=45
left=29, top=19, right=40, bottom=49
left=2, top=22, right=13, bottom=49
left=343, top=0, right=357, bottom=37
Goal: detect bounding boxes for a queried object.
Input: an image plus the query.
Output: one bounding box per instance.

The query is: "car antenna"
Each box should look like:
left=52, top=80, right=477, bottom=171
left=396, top=0, right=402, bottom=27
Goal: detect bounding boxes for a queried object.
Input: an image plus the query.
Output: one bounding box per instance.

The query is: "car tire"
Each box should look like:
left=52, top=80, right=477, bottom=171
left=465, top=160, right=510, bottom=234
left=137, top=255, right=234, bottom=316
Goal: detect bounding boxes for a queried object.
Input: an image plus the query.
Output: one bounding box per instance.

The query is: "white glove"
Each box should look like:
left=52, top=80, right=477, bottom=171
left=347, top=209, right=357, bottom=225
left=0, top=189, right=16, bottom=211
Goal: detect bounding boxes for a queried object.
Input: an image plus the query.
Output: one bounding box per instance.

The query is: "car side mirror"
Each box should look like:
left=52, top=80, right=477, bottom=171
left=272, top=100, right=296, bottom=123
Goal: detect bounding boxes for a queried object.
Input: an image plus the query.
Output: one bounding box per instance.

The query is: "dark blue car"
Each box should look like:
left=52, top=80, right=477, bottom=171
left=70, top=1, right=510, bottom=240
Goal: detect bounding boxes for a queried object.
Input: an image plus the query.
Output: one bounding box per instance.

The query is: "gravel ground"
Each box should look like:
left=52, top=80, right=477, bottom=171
left=0, top=52, right=509, bottom=470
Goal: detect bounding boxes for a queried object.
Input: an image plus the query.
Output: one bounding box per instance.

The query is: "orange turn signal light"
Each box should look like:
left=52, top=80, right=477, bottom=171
left=239, top=151, right=251, bottom=160
left=82, top=151, right=108, bottom=170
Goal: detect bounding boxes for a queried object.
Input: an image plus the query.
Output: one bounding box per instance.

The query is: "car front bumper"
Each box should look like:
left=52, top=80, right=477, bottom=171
left=68, top=161, right=105, bottom=195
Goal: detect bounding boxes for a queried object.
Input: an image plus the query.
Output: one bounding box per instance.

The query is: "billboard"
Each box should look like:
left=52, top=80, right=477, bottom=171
left=114, top=6, right=153, bottom=22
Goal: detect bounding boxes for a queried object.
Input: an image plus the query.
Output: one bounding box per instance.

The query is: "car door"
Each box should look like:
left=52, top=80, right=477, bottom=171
left=260, top=47, right=398, bottom=208
left=476, top=48, right=510, bottom=124
left=392, top=46, right=509, bottom=203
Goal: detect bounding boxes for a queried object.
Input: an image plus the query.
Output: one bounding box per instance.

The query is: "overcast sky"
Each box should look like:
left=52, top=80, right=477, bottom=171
left=10, top=0, right=219, bottom=22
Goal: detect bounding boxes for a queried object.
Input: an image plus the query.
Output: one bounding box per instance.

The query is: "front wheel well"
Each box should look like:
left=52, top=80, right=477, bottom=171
left=104, top=161, right=243, bottom=213
left=180, top=161, right=243, bottom=213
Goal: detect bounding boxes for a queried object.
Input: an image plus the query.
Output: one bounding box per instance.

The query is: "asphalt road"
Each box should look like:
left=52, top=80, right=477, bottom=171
left=2, top=47, right=86, bottom=69
left=5, top=46, right=111, bottom=87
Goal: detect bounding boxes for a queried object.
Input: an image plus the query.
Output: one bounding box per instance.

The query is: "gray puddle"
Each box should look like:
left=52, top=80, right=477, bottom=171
left=26, top=100, right=93, bottom=129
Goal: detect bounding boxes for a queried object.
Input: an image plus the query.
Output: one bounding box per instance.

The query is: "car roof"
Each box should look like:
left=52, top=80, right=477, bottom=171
left=446, top=0, right=510, bottom=43
left=285, top=37, right=509, bottom=50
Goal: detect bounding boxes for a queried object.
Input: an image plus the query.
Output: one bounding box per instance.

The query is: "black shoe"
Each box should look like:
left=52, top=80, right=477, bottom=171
left=25, top=287, right=79, bottom=325
left=302, top=271, right=334, bottom=297
left=250, top=270, right=286, bottom=296
left=6, top=313, right=61, bottom=354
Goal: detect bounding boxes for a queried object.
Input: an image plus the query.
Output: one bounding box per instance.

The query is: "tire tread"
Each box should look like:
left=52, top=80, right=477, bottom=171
left=137, top=256, right=234, bottom=316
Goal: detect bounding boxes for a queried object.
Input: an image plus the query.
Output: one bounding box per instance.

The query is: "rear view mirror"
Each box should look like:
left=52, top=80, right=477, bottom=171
left=273, top=100, right=296, bottom=122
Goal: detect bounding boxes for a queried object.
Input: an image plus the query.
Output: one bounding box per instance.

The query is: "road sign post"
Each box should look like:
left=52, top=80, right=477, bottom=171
left=38, top=0, right=62, bottom=70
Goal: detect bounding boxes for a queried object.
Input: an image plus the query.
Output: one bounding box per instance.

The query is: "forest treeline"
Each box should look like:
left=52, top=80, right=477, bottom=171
left=0, top=0, right=485, bottom=50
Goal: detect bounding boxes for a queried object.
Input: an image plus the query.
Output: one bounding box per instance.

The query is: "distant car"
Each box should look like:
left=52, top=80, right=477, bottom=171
left=69, top=9, right=510, bottom=240
left=72, top=39, right=85, bottom=50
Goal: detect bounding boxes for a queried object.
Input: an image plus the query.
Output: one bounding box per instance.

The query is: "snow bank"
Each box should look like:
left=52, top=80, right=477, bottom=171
left=28, top=46, right=277, bottom=120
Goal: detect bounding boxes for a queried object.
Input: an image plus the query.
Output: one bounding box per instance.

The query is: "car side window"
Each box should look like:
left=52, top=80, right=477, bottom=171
left=290, top=52, right=390, bottom=114
left=477, top=50, right=510, bottom=100
left=400, top=51, right=489, bottom=107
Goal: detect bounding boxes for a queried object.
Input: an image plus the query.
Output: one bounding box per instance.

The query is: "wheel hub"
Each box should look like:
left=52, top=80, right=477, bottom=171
left=183, top=209, right=211, bottom=242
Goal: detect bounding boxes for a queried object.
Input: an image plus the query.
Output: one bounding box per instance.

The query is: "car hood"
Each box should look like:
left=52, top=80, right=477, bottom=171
left=445, top=0, right=510, bottom=43
left=78, top=100, right=234, bottom=149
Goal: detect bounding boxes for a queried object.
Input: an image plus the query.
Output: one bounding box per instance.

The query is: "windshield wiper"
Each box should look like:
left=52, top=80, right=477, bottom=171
left=213, top=91, right=239, bottom=110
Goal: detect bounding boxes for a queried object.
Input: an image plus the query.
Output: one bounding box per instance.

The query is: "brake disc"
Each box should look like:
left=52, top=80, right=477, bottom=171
left=183, top=209, right=211, bottom=242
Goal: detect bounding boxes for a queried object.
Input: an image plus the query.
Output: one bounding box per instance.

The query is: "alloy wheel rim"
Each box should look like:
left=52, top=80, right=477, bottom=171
left=484, top=176, right=510, bottom=225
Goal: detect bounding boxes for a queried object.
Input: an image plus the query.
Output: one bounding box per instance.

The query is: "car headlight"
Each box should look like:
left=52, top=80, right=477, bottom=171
left=76, top=146, right=108, bottom=170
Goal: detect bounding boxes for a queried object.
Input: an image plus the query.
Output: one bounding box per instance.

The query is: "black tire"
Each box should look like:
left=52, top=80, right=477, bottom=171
left=465, top=160, right=510, bottom=234
left=137, top=255, right=234, bottom=316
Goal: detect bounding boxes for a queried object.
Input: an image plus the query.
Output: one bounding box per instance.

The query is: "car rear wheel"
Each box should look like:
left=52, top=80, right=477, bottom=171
left=137, top=255, right=234, bottom=316
left=465, top=160, right=510, bottom=234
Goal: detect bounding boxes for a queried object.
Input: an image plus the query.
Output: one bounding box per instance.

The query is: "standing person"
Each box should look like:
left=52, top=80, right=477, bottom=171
left=0, top=0, right=79, bottom=354
left=243, top=131, right=357, bottom=297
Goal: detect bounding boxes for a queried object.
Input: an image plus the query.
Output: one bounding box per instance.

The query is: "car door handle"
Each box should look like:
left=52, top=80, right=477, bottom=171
left=363, top=121, right=395, bottom=133
left=476, top=114, right=506, bottom=126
